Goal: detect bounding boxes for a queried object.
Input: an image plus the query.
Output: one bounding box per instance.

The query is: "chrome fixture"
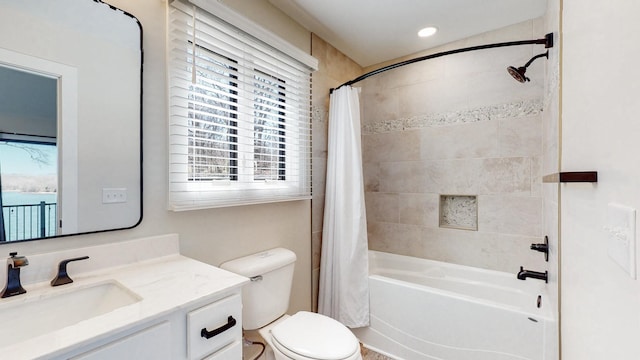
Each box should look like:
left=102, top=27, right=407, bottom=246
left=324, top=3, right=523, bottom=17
left=507, top=51, right=549, bottom=83
left=1, top=252, right=29, bottom=298
left=530, top=236, right=549, bottom=261
left=51, top=256, right=90, bottom=286
left=517, top=266, right=548, bottom=283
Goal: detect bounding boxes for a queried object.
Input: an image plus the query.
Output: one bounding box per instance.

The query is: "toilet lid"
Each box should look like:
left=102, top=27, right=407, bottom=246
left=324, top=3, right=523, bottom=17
left=270, top=311, right=359, bottom=360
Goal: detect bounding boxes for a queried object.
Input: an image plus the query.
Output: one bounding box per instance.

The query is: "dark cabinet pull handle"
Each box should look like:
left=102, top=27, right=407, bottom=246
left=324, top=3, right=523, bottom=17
left=200, top=316, right=236, bottom=339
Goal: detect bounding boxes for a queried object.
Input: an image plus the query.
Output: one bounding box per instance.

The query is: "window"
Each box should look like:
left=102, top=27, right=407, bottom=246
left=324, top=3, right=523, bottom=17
left=252, top=70, right=287, bottom=182
left=0, top=141, right=58, bottom=241
left=168, top=1, right=316, bottom=210
left=187, top=47, right=239, bottom=182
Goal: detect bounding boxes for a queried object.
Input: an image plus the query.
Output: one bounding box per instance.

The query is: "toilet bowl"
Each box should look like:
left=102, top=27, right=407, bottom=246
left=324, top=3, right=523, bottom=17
left=220, top=248, right=362, bottom=360
left=261, top=312, right=361, bottom=360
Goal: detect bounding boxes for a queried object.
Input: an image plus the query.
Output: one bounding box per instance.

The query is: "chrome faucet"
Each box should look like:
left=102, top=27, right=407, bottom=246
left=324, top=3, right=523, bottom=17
left=517, top=266, right=548, bottom=283
left=1, top=252, right=29, bottom=298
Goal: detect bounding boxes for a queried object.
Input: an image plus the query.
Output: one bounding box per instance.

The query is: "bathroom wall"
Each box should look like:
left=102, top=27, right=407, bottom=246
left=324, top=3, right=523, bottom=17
left=310, top=34, right=363, bottom=311
left=5, top=0, right=314, bottom=315
left=360, top=20, right=548, bottom=273
left=562, top=1, right=640, bottom=359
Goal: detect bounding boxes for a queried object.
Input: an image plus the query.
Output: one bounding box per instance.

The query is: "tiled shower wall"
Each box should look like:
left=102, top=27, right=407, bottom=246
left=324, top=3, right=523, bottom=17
left=310, top=34, right=363, bottom=311
left=360, top=19, right=548, bottom=273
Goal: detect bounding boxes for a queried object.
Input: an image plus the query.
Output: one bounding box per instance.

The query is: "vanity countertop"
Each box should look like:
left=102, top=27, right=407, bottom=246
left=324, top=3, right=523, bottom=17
left=0, top=234, right=249, bottom=359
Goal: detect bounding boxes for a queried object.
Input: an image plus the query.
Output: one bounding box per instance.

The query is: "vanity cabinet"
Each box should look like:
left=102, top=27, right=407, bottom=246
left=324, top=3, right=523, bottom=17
left=188, top=293, right=242, bottom=359
left=71, top=322, right=172, bottom=360
left=62, top=291, right=243, bottom=360
left=0, top=235, right=249, bottom=360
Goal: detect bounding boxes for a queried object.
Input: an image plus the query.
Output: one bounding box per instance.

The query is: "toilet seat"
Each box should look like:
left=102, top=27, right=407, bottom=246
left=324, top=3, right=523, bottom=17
left=270, top=311, right=360, bottom=360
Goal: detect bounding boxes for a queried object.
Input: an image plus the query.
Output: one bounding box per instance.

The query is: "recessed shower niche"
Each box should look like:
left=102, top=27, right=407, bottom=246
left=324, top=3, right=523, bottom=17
left=439, top=195, right=478, bottom=231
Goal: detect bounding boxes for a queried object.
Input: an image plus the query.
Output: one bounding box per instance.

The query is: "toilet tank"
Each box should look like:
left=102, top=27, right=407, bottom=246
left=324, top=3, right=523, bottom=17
left=220, top=248, right=296, bottom=330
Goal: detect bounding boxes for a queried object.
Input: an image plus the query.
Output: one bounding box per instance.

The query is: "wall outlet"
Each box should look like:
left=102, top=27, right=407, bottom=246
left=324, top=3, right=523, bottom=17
left=605, top=203, right=636, bottom=279
left=102, top=188, right=127, bottom=204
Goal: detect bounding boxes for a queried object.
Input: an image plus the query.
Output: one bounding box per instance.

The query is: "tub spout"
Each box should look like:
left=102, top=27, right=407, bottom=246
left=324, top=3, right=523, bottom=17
left=517, top=266, right=547, bottom=283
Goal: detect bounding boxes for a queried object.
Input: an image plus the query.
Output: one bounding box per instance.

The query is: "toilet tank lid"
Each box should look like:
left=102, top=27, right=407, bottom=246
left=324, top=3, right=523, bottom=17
left=220, top=248, right=296, bottom=277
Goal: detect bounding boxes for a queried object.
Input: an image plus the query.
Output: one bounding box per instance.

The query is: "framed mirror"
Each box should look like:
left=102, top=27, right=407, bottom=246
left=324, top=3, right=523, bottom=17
left=0, top=0, right=142, bottom=242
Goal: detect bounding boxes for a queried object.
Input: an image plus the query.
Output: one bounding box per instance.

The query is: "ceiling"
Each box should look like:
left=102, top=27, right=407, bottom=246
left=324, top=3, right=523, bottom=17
left=268, top=0, right=547, bottom=67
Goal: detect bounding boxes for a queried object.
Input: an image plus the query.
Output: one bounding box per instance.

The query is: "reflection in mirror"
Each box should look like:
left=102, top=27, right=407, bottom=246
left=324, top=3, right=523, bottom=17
left=0, top=0, right=142, bottom=242
left=0, top=65, right=58, bottom=241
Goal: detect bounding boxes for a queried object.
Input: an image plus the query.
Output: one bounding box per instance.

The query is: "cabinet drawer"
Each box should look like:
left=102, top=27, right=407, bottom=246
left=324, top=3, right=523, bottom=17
left=202, top=340, right=242, bottom=360
left=188, top=293, right=242, bottom=360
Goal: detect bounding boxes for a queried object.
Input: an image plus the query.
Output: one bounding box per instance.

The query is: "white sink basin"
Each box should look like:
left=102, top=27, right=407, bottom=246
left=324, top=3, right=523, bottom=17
left=0, top=281, right=141, bottom=347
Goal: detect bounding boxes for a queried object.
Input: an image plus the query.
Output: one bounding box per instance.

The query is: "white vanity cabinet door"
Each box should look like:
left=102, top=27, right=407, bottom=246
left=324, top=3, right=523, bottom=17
left=71, top=322, right=171, bottom=360
left=188, top=293, right=242, bottom=360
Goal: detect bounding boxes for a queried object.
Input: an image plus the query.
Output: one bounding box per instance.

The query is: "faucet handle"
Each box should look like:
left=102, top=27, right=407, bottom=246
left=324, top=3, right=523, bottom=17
left=50, top=256, right=90, bottom=287
left=530, top=236, right=549, bottom=262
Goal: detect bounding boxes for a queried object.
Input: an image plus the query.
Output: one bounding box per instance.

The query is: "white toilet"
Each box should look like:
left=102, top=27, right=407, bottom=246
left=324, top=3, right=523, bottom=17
left=220, top=248, right=362, bottom=360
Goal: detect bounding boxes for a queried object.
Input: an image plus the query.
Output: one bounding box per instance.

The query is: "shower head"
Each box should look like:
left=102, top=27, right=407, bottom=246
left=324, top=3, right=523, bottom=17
left=507, top=66, right=529, bottom=83
left=507, top=51, right=549, bottom=83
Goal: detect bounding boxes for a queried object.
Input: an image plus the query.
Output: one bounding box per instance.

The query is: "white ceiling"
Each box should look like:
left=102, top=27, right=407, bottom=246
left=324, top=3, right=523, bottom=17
left=269, top=0, right=547, bottom=67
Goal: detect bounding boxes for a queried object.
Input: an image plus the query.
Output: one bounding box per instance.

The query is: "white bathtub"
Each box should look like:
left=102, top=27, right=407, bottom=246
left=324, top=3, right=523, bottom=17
left=352, top=251, right=557, bottom=360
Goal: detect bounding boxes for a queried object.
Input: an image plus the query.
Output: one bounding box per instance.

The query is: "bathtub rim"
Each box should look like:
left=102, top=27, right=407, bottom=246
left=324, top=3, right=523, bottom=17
left=367, top=250, right=555, bottom=320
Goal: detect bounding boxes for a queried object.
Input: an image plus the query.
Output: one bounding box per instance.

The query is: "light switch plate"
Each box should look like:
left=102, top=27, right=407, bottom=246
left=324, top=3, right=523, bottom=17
left=102, top=188, right=127, bottom=204
left=605, top=203, right=636, bottom=279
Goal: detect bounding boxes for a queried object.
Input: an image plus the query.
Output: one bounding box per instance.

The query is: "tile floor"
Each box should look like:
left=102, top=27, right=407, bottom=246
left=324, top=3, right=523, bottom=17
left=361, top=345, right=393, bottom=360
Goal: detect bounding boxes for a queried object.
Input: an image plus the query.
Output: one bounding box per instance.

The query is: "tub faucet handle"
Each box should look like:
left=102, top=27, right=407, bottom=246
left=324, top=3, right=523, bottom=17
left=530, top=236, right=549, bottom=262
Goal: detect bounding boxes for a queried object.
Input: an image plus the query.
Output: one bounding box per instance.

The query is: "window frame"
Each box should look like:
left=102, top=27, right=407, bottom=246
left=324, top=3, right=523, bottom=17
left=167, top=1, right=316, bottom=210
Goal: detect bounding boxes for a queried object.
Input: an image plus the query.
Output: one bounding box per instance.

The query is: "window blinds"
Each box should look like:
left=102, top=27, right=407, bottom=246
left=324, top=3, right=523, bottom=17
left=168, top=1, right=313, bottom=210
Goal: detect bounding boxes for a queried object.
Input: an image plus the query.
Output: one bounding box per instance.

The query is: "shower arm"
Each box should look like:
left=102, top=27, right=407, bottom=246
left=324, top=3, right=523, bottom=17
left=330, top=33, right=554, bottom=94
left=522, top=51, right=549, bottom=69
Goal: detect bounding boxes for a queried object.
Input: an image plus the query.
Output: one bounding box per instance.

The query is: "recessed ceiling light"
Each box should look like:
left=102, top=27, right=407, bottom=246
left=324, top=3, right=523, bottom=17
left=418, top=26, right=438, bottom=38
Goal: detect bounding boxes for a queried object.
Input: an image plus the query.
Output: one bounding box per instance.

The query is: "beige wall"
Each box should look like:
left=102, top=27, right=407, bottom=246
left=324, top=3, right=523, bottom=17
left=5, top=0, right=313, bottom=315
left=310, top=34, right=363, bottom=311
left=360, top=20, right=548, bottom=273
left=221, top=0, right=309, bottom=54
left=561, top=1, right=640, bottom=359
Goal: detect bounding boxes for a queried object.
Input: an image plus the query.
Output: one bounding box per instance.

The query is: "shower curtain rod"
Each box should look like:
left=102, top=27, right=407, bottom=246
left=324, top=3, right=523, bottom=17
left=329, top=33, right=554, bottom=94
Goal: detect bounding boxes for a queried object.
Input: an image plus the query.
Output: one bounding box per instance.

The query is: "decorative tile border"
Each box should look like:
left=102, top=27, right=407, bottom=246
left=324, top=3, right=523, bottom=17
left=363, top=98, right=543, bottom=134
left=439, top=195, right=478, bottom=231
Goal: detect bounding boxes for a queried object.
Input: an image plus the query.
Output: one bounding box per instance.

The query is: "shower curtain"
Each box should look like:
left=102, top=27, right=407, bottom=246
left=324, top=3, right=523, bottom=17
left=318, top=85, right=369, bottom=328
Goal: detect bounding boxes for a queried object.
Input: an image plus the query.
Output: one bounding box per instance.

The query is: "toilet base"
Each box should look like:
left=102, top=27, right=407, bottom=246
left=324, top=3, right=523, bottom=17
left=257, top=315, right=290, bottom=360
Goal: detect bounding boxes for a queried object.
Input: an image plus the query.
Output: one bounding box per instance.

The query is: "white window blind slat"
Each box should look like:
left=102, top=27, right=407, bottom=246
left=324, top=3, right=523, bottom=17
left=168, top=1, right=313, bottom=210
left=171, top=71, right=311, bottom=122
